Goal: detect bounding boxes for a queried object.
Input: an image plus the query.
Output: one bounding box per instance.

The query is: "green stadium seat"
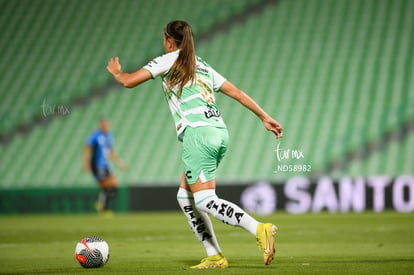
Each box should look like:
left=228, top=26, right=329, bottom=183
left=0, top=0, right=412, bottom=188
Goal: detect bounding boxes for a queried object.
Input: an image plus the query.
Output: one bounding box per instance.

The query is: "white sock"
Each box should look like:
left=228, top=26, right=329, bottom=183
left=177, top=188, right=222, bottom=256
left=193, top=189, right=259, bottom=235
left=98, top=191, right=106, bottom=208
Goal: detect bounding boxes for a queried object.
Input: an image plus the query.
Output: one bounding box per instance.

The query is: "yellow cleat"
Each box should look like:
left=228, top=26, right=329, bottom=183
left=101, top=209, right=114, bottom=218
left=190, top=253, right=228, bottom=269
left=256, top=223, right=278, bottom=265
left=94, top=201, right=104, bottom=213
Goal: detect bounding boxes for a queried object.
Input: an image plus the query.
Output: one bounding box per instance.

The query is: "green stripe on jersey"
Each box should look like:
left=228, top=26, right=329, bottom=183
left=162, top=56, right=227, bottom=140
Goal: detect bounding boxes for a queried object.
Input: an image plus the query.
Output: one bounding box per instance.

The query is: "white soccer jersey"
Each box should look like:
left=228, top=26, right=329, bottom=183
left=143, top=50, right=227, bottom=141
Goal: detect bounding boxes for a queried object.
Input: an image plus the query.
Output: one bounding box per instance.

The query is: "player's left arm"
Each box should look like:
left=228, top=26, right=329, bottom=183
left=220, top=80, right=283, bottom=139
left=109, top=149, right=128, bottom=171
left=107, top=57, right=152, bottom=88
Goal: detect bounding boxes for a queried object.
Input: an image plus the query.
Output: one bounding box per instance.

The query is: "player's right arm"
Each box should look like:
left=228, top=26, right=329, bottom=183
left=107, top=57, right=152, bottom=88
left=82, top=145, right=91, bottom=172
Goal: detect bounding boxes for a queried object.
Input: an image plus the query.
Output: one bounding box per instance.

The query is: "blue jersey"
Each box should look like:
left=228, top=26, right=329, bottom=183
left=87, top=130, right=114, bottom=169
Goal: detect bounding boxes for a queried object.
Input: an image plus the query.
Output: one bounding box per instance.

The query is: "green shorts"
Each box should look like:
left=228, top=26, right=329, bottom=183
left=182, top=126, right=229, bottom=184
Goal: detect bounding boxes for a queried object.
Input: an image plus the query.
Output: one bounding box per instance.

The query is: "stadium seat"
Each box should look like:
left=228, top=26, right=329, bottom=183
left=0, top=0, right=412, bottom=188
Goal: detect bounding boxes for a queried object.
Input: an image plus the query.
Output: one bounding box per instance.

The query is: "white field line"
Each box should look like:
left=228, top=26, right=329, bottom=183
left=0, top=232, right=245, bottom=248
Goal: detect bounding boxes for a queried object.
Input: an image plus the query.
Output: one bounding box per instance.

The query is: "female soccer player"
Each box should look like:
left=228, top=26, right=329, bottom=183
left=107, top=20, right=283, bottom=268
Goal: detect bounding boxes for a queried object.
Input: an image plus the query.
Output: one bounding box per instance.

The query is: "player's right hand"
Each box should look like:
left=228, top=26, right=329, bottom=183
left=82, top=163, right=91, bottom=173
left=107, top=57, right=122, bottom=76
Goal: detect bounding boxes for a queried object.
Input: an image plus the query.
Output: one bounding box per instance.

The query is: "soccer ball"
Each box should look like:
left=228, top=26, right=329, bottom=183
left=75, top=236, right=110, bottom=268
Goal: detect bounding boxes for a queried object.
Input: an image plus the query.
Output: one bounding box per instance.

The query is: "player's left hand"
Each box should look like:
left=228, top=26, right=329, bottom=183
left=120, top=163, right=128, bottom=172
left=263, top=117, right=283, bottom=139
left=116, top=160, right=128, bottom=172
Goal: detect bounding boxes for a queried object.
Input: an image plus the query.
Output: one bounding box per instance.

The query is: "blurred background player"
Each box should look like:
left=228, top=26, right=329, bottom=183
left=82, top=118, right=127, bottom=215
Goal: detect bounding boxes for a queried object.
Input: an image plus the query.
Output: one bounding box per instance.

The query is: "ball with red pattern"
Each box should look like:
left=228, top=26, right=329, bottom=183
left=75, top=236, right=109, bottom=268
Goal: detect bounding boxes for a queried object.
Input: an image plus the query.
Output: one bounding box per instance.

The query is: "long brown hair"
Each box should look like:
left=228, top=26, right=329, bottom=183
left=164, top=20, right=196, bottom=96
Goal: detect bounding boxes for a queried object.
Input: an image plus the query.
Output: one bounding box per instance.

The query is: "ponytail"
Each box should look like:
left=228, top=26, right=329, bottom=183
left=164, top=21, right=196, bottom=97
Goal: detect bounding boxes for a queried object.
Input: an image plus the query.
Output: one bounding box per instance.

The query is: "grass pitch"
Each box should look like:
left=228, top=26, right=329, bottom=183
left=0, top=211, right=413, bottom=274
